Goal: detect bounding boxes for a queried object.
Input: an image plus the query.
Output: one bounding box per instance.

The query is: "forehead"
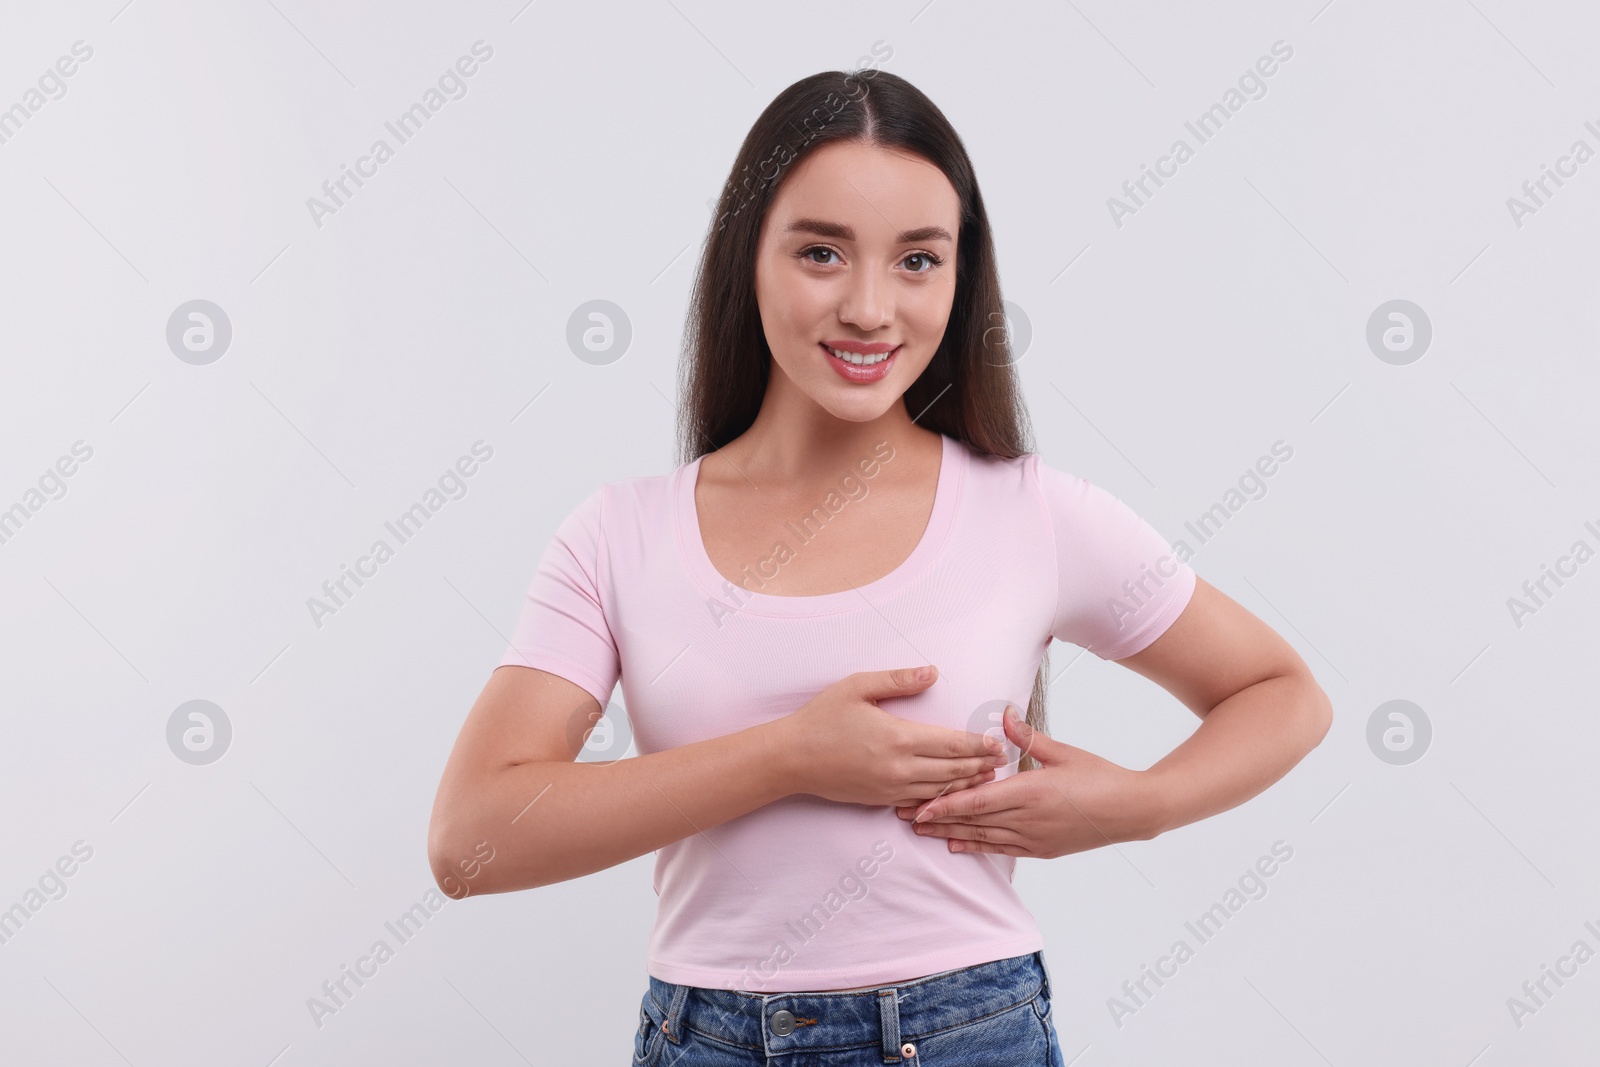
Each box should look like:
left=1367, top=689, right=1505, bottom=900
left=766, top=140, right=960, bottom=235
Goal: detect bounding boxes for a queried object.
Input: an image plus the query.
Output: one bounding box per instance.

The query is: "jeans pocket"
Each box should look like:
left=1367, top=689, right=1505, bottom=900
left=632, top=997, right=664, bottom=1066
left=1031, top=988, right=1062, bottom=1066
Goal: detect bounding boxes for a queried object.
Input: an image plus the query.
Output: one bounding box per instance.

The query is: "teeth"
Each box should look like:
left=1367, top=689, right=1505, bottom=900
left=826, top=346, right=893, bottom=365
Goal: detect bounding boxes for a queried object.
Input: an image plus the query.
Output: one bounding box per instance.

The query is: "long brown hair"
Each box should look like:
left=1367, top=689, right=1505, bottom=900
left=675, top=69, right=1052, bottom=771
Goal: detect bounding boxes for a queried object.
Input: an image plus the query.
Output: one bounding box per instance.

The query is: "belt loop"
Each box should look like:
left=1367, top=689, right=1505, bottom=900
left=662, top=982, right=690, bottom=1045
left=877, top=987, right=902, bottom=1062
left=1036, top=950, right=1053, bottom=1001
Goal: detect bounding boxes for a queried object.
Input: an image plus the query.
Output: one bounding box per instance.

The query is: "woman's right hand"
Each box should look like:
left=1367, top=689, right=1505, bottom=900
left=772, top=666, right=1007, bottom=807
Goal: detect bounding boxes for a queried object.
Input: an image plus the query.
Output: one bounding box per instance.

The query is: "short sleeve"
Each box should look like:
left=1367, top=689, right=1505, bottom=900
left=1033, top=457, right=1196, bottom=660
left=497, top=486, right=621, bottom=706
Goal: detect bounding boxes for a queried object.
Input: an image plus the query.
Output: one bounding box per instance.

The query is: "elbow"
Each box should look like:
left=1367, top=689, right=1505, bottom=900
left=428, top=803, right=500, bottom=899
left=429, top=823, right=515, bottom=899
left=429, top=766, right=558, bottom=897
left=430, top=816, right=547, bottom=897
left=1301, top=675, right=1334, bottom=753
left=427, top=820, right=464, bottom=898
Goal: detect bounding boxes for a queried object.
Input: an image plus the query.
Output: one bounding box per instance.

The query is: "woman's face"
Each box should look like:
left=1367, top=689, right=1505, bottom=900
left=753, top=139, right=961, bottom=423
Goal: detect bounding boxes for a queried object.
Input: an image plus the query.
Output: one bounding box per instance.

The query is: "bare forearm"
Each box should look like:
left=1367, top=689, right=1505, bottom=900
left=1140, top=671, right=1332, bottom=837
left=431, top=719, right=796, bottom=895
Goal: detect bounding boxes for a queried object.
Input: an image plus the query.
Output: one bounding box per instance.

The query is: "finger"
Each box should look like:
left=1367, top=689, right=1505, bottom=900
left=909, top=721, right=1004, bottom=761
left=896, top=777, right=1004, bottom=819
left=854, top=665, right=940, bottom=702
left=908, top=753, right=1007, bottom=785
left=1002, top=705, right=1058, bottom=763
left=923, top=767, right=996, bottom=798
left=913, top=819, right=1024, bottom=843
left=915, top=800, right=1027, bottom=825
left=910, top=776, right=1029, bottom=823
left=896, top=767, right=994, bottom=807
left=947, top=837, right=1033, bottom=857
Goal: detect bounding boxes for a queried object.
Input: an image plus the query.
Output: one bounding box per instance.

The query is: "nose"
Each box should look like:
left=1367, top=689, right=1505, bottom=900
left=838, top=265, right=891, bottom=331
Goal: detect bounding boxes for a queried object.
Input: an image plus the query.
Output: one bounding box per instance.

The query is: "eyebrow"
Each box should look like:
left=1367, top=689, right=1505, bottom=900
left=784, top=217, right=954, bottom=245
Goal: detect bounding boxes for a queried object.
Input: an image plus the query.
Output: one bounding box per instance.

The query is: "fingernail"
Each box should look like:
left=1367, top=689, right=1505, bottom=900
left=917, top=665, right=935, bottom=682
left=1006, top=705, right=1022, bottom=724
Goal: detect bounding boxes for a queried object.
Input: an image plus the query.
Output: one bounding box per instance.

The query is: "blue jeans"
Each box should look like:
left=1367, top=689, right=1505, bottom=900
left=632, top=950, right=1065, bottom=1065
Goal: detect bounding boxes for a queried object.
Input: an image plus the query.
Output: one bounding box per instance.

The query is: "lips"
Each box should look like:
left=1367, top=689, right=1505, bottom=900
left=820, top=342, right=899, bottom=383
left=823, top=344, right=895, bottom=366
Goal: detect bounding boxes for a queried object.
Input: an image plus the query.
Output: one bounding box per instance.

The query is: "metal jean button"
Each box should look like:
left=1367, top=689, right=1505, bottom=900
left=769, top=1009, right=795, bottom=1036
left=901, top=1040, right=917, bottom=1057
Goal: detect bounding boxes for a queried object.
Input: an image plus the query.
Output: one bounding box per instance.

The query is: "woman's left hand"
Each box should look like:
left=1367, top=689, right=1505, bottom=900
left=894, top=706, right=1167, bottom=857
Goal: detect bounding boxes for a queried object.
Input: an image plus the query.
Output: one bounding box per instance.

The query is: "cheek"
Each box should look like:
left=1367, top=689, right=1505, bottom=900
left=771, top=286, right=835, bottom=343
left=756, top=260, right=798, bottom=316
left=906, top=285, right=954, bottom=336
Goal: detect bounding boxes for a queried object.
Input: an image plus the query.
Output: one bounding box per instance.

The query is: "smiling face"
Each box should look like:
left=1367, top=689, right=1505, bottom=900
left=752, top=139, right=961, bottom=424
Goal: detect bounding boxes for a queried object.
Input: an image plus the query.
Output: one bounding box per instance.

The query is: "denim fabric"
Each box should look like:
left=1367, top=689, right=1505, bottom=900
left=631, top=950, right=1064, bottom=1066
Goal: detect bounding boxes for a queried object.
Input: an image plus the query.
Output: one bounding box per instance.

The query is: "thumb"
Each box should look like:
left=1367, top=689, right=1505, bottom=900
left=859, top=665, right=939, bottom=700
left=1003, top=704, right=1070, bottom=766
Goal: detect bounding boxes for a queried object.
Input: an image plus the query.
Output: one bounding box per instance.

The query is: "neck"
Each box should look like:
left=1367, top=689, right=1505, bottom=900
left=719, top=363, right=941, bottom=481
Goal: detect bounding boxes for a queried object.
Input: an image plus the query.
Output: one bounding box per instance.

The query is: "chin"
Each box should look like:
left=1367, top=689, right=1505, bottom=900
left=815, top=394, right=896, bottom=422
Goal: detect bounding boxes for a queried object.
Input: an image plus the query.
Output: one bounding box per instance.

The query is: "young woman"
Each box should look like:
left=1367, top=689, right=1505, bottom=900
left=428, top=69, right=1331, bottom=1065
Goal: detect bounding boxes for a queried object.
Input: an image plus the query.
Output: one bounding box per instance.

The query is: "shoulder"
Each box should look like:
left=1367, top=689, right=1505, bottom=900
left=957, top=444, right=1081, bottom=515
left=1020, top=453, right=1163, bottom=548
left=540, top=462, right=680, bottom=547
left=578, top=463, right=683, bottom=538
left=608, top=462, right=681, bottom=509
left=952, top=438, right=1040, bottom=489
left=1027, top=453, right=1123, bottom=511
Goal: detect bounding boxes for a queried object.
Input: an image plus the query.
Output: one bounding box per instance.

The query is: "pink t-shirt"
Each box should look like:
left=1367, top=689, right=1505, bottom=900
left=498, top=433, right=1196, bottom=991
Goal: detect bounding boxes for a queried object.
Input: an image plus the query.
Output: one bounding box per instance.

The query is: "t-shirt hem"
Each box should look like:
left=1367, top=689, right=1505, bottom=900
left=647, top=933, right=1046, bottom=991
left=1098, top=565, right=1197, bottom=660
left=496, top=651, right=613, bottom=707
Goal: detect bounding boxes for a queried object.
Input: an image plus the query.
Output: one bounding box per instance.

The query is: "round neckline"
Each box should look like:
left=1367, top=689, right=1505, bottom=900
left=676, top=433, right=964, bottom=617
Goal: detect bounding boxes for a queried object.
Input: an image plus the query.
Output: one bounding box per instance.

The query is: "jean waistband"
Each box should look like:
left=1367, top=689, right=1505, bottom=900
left=646, top=950, right=1051, bottom=1060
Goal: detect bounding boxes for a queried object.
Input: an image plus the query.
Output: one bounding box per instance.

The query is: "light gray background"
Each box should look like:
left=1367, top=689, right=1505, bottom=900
left=2, top=1, right=1596, bottom=1063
